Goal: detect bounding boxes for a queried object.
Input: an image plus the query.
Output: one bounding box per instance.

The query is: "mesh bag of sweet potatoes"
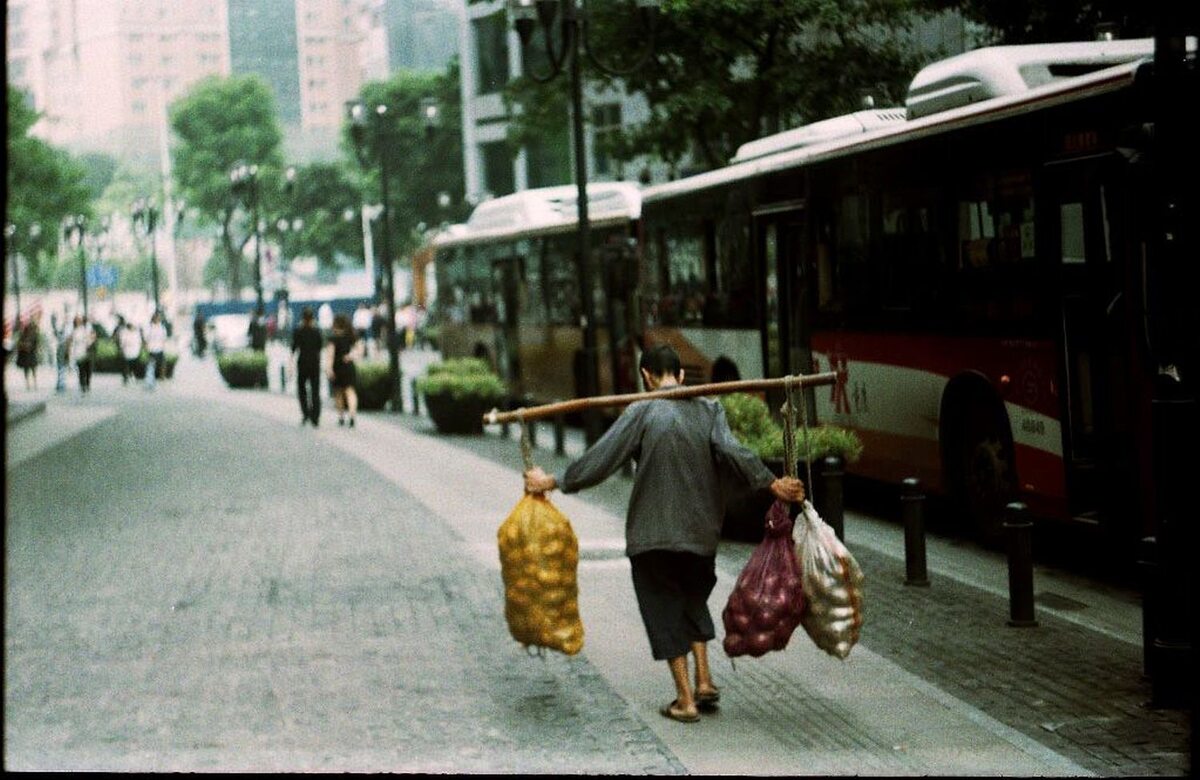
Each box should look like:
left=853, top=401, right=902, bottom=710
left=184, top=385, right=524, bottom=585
left=497, top=493, right=584, bottom=656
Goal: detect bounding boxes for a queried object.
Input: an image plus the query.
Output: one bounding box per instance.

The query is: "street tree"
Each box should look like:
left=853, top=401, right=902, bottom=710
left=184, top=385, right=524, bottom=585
left=914, top=0, right=1153, bottom=44
left=270, top=161, right=362, bottom=272
left=169, top=74, right=284, bottom=297
left=502, top=0, right=938, bottom=174
left=6, top=88, right=91, bottom=286
left=344, top=61, right=468, bottom=264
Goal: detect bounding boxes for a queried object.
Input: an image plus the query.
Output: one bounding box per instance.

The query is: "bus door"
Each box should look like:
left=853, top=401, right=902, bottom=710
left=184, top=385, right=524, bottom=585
left=1044, top=156, right=1138, bottom=523
left=490, top=256, right=523, bottom=399
left=754, top=203, right=812, bottom=412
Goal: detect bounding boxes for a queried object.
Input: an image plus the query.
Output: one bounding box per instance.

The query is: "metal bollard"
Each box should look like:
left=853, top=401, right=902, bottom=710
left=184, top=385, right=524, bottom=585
left=818, top=455, right=845, bottom=542
left=554, top=415, right=565, bottom=456
left=1004, top=502, right=1038, bottom=627
left=410, top=379, right=421, bottom=415
left=902, top=478, right=930, bottom=587
left=1137, top=536, right=1158, bottom=680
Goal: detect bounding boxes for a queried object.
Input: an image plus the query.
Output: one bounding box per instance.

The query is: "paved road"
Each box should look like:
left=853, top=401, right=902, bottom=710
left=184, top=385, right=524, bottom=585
left=4, top=352, right=1191, bottom=774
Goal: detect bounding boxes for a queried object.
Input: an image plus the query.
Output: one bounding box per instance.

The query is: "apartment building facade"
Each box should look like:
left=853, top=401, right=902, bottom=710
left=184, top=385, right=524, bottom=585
left=6, top=0, right=392, bottom=164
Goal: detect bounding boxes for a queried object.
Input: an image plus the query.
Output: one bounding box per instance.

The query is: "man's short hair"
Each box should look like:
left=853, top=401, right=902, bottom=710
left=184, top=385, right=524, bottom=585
left=639, top=344, right=681, bottom=378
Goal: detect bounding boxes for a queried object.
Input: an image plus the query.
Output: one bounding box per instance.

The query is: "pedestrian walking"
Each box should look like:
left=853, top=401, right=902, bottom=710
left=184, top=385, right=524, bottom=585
left=248, top=307, right=268, bottom=352
left=68, top=315, right=96, bottom=393
left=143, top=311, right=168, bottom=390
left=15, top=320, right=41, bottom=391
left=50, top=312, right=68, bottom=393
left=292, top=307, right=323, bottom=426
left=317, top=301, right=334, bottom=336
left=325, top=313, right=364, bottom=427
left=353, top=301, right=373, bottom=355
left=193, top=312, right=207, bottom=357
left=523, top=344, right=806, bottom=723
left=118, top=321, right=143, bottom=386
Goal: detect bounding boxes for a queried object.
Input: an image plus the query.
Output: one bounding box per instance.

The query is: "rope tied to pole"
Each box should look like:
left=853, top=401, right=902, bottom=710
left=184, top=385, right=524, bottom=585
left=517, top=409, right=534, bottom=473
left=780, top=374, right=815, bottom=501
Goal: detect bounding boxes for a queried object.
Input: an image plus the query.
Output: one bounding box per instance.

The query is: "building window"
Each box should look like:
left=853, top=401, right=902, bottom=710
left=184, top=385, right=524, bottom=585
left=592, top=103, right=622, bottom=177
left=481, top=141, right=515, bottom=197
left=473, top=12, right=510, bottom=95
left=132, top=100, right=147, bottom=114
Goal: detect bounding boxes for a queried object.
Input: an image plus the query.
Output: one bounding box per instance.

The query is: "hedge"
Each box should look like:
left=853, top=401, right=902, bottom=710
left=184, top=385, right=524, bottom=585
left=217, top=350, right=268, bottom=388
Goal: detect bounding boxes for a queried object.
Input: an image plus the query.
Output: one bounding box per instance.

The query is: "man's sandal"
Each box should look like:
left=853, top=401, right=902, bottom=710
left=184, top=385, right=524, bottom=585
left=659, top=700, right=700, bottom=723
left=696, top=688, right=721, bottom=712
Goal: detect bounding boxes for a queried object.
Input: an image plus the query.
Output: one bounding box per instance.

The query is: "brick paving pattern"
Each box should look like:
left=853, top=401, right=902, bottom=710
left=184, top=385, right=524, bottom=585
left=4, top=394, right=685, bottom=773
left=390, top=413, right=1192, bottom=777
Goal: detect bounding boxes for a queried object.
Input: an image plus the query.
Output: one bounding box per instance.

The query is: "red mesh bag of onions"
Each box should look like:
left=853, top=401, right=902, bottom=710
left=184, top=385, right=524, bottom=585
left=721, top=500, right=806, bottom=658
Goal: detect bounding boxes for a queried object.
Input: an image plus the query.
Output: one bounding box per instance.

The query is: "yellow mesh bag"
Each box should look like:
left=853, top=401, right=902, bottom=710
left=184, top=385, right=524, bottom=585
left=497, top=494, right=584, bottom=656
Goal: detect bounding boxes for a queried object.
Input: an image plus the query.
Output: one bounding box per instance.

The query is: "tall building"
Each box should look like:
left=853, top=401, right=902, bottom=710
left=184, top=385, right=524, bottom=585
left=226, top=0, right=385, bottom=161
left=455, top=0, right=668, bottom=203
left=227, top=0, right=302, bottom=125
left=6, top=0, right=387, bottom=164
left=7, top=0, right=232, bottom=162
left=385, top=0, right=457, bottom=73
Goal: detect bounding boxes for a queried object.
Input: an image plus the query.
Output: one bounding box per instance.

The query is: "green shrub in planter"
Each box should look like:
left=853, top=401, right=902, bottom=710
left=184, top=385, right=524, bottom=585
left=132, top=352, right=178, bottom=380
left=425, top=357, right=493, bottom=377
left=355, top=360, right=392, bottom=410
left=718, top=393, right=863, bottom=464
left=217, top=349, right=268, bottom=388
left=417, top=362, right=506, bottom=434
left=92, top=340, right=126, bottom=373
left=718, top=393, right=863, bottom=542
left=90, top=342, right=178, bottom=379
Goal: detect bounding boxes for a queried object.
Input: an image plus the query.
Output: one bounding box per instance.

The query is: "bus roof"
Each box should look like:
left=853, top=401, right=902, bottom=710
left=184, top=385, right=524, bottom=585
left=434, top=181, right=643, bottom=248
left=644, top=39, right=1153, bottom=206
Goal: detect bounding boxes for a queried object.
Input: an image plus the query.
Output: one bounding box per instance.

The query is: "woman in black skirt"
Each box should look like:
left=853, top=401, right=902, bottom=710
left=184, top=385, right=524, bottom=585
left=524, top=345, right=806, bottom=723
left=324, top=313, right=364, bottom=427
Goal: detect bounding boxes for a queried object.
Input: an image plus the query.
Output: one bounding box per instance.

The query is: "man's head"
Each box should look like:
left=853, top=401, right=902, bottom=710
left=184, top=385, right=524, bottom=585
left=301, top=307, right=314, bottom=325
left=639, top=344, right=684, bottom=390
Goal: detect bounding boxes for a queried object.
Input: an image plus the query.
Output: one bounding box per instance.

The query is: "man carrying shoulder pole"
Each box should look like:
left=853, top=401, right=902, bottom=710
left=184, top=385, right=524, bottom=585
left=524, top=345, right=806, bottom=723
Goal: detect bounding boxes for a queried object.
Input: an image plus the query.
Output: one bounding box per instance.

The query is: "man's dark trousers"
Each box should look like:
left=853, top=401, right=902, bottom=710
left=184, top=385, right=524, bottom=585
left=298, top=368, right=321, bottom=425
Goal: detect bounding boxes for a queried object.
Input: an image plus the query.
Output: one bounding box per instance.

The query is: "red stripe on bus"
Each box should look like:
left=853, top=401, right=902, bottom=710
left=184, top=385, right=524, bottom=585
left=811, top=331, right=1061, bottom=419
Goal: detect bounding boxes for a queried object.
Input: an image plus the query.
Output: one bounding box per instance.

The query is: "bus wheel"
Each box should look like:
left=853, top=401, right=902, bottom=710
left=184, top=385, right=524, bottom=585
left=955, top=403, right=1016, bottom=542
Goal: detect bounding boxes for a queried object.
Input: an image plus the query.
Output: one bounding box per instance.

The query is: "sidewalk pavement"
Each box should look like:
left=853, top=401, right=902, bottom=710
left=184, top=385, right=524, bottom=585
left=173, top=352, right=1191, bottom=776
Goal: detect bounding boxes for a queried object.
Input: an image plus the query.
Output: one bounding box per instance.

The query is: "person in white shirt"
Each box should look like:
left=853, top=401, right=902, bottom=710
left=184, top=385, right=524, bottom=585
left=352, top=302, right=373, bottom=356
left=143, top=311, right=168, bottom=389
left=118, top=322, right=143, bottom=386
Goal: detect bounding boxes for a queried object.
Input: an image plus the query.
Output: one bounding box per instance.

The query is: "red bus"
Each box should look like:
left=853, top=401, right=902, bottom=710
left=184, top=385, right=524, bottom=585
left=636, top=38, right=1163, bottom=539
left=429, top=38, right=1181, bottom=543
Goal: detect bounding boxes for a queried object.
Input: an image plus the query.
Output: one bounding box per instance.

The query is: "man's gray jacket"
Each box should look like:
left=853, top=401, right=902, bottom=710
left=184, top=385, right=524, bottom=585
left=555, top=397, right=775, bottom=557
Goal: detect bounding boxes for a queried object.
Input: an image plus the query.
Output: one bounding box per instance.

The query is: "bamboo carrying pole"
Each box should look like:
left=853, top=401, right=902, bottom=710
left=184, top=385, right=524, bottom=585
left=483, top=372, right=841, bottom=426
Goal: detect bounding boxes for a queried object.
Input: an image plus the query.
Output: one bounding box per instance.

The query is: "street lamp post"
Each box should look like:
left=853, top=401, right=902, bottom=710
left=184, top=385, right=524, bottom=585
left=132, top=198, right=161, bottom=314
left=230, top=162, right=264, bottom=311
left=5, top=223, right=38, bottom=325
left=507, top=0, right=658, bottom=444
left=347, top=99, right=403, bottom=412
left=63, top=214, right=88, bottom=319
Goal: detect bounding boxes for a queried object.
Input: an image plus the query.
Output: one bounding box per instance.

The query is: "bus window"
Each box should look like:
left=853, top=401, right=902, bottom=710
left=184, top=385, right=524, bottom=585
left=541, top=235, right=580, bottom=325
left=644, top=220, right=707, bottom=325
left=957, top=170, right=1035, bottom=270
left=835, top=193, right=872, bottom=315
left=763, top=222, right=782, bottom=377
left=880, top=189, right=939, bottom=312
left=667, top=230, right=705, bottom=324
left=815, top=218, right=839, bottom=314
left=713, top=216, right=756, bottom=327
left=1059, top=202, right=1087, bottom=264
left=519, top=240, right=547, bottom=325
